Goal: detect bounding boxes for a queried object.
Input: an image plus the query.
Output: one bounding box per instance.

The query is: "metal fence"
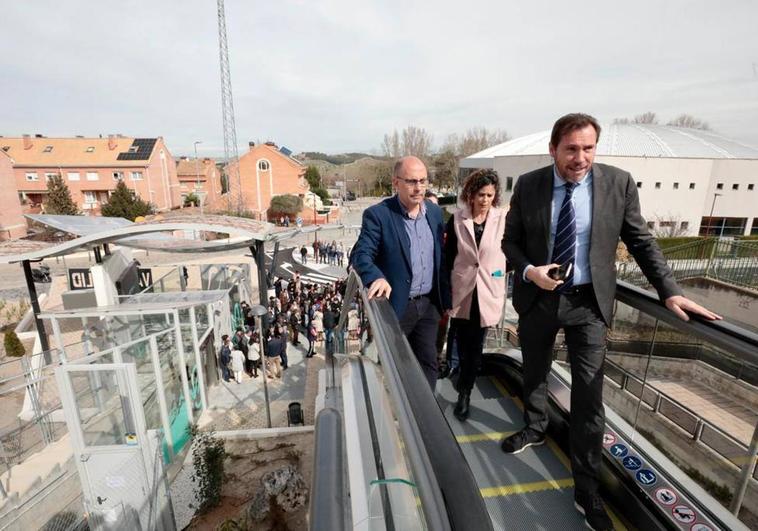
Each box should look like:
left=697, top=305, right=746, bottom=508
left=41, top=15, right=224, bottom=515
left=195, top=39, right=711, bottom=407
left=618, top=237, right=758, bottom=290
left=605, top=358, right=757, bottom=481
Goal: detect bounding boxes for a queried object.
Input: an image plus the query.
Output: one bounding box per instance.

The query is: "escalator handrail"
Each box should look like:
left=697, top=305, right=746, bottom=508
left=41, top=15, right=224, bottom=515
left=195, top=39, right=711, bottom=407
left=615, top=280, right=758, bottom=365
left=341, top=270, right=493, bottom=530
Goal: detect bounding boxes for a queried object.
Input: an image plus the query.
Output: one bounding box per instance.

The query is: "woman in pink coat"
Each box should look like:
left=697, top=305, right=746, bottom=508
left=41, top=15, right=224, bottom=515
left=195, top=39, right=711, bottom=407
left=445, top=169, right=507, bottom=421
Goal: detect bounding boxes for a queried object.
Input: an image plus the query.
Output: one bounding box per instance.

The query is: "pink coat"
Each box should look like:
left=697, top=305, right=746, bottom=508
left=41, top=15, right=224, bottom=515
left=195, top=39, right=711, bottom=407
left=449, top=206, right=507, bottom=327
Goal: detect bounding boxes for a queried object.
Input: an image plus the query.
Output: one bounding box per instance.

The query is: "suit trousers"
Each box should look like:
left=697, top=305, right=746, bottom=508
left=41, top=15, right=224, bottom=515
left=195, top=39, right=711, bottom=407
left=519, top=286, right=607, bottom=494
left=398, top=295, right=441, bottom=390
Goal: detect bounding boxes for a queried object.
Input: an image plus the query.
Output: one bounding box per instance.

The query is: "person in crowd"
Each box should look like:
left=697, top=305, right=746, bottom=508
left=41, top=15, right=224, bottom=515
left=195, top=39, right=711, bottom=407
left=230, top=346, right=246, bottom=384
left=300, top=245, right=308, bottom=264
left=313, top=239, right=320, bottom=263
left=337, top=242, right=345, bottom=266
left=444, top=169, right=508, bottom=421
left=290, top=308, right=302, bottom=346
left=232, top=327, right=248, bottom=359
left=502, top=112, right=720, bottom=530
left=279, top=324, right=290, bottom=369
left=306, top=315, right=318, bottom=357
left=265, top=329, right=283, bottom=379
left=424, top=190, right=439, bottom=204
left=219, top=334, right=232, bottom=382
left=322, top=303, right=337, bottom=350
left=350, top=156, right=450, bottom=389
left=246, top=330, right=260, bottom=377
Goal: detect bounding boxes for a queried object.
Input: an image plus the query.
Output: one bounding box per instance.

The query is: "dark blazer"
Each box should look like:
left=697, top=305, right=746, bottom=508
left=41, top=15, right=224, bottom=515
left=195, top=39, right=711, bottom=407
left=504, top=163, right=681, bottom=325
left=350, top=196, right=451, bottom=318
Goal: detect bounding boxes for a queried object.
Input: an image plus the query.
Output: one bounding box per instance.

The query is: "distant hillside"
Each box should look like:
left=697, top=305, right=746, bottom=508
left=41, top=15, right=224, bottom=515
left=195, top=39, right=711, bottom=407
left=300, top=152, right=390, bottom=165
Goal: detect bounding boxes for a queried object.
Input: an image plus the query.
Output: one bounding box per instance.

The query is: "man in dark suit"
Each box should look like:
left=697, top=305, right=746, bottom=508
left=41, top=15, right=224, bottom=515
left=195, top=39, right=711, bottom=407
left=351, top=156, right=450, bottom=388
left=502, top=113, right=719, bottom=530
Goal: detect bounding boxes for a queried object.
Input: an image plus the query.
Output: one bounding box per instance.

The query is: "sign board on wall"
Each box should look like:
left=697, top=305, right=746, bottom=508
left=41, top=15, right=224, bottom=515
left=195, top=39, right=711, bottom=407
left=69, top=267, right=153, bottom=291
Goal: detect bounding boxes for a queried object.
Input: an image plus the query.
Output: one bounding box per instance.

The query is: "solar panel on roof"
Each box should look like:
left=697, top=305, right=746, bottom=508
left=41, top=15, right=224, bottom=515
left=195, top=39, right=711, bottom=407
left=117, top=138, right=157, bottom=161
left=279, top=146, right=293, bottom=156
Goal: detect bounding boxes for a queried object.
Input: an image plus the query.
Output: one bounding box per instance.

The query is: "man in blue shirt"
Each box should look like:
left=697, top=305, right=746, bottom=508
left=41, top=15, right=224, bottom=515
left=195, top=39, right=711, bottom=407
left=502, top=113, right=719, bottom=531
left=350, top=156, right=450, bottom=389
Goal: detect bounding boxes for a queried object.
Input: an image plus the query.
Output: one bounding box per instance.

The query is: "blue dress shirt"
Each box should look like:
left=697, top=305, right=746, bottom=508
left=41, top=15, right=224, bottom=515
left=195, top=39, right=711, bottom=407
left=398, top=197, right=434, bottom=297
left=524, top=166, right=593, bottom=286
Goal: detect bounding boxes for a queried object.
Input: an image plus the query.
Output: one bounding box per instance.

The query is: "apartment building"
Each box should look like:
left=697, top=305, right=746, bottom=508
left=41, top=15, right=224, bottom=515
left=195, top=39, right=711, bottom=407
left=176, top=157, right=225, bottom=208
left=2, top=134, right=181, bottom=216
left=0, top=150, right=26, bottom=240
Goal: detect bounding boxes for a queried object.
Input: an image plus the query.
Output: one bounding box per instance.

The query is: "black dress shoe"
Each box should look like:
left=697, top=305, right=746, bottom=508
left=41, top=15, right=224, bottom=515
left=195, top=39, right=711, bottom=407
left=453, top=392, right=471, bottom=421
left=574, top=490, right=613, bottom=530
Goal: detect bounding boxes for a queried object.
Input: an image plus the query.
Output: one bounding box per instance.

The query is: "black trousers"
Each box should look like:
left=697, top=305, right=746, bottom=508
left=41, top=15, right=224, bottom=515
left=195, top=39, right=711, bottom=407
left=519, top=286, right=607, bottom=494
left=398, top=295, right=441, bottom=390
left=452, top=292, right=488, bottom=394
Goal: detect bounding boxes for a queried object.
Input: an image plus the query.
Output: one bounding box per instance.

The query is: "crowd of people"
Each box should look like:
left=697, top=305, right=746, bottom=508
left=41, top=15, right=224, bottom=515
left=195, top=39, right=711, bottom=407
left=217, top=272, right=362, bottom=384
left=299, top=239, right=347, bottom=267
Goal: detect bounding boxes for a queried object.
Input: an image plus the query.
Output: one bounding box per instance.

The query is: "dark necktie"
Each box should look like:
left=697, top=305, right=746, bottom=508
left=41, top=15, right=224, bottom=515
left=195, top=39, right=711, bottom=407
left=552, top=182, right=576, bottom=290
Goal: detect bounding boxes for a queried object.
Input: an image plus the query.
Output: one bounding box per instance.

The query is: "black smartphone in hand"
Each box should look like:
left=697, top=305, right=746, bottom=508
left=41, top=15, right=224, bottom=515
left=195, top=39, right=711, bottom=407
left=548, top=262, right=573, bottom=281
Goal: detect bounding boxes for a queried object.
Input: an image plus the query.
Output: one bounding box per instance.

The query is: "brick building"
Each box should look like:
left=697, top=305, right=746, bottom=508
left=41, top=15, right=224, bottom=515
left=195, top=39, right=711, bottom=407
left=2, top=135, right=180, bottom=216
left=0, top=150, right=26, bottom=240
left=176, top=157, right=224, bottom=208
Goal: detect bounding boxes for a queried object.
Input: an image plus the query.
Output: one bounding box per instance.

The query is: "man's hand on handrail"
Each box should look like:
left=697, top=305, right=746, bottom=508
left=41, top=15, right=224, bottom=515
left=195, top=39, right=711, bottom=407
left=367, top=278, right=392, bottom=300
left=665, top=295, right=722, bottom=322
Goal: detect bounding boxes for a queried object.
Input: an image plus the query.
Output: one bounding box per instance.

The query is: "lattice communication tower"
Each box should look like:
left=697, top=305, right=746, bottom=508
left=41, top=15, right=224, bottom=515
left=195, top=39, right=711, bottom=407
left=217, top=0, right=243, bottom=213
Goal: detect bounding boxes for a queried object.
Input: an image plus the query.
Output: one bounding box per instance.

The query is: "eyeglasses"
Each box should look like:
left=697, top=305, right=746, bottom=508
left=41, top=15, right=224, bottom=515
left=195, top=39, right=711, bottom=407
left=397, top=177, right=428, bottom=187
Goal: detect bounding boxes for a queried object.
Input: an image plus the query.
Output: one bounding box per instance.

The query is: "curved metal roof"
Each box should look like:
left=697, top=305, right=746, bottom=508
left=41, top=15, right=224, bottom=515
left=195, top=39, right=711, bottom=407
left=465, top=123, right=758, bottom=161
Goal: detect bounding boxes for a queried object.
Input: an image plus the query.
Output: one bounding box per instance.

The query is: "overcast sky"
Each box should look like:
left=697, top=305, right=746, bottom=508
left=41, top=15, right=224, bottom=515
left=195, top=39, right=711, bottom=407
left=2, top=1, right=757, bottom=157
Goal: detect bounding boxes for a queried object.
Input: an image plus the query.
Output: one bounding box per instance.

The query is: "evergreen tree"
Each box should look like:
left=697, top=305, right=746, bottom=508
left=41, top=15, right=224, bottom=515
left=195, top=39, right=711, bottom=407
left=4, top=330, right=25, bottom=357
left=304, top=165, right=321, bottom=188
left=43, top=175, right=79, bottom=215
left=101, top=181, right=155, bottom=220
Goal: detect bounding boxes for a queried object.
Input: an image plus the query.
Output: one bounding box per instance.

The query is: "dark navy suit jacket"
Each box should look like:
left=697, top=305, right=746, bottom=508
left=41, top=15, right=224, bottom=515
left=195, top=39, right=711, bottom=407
left=350, top=196, right=450, bottom=318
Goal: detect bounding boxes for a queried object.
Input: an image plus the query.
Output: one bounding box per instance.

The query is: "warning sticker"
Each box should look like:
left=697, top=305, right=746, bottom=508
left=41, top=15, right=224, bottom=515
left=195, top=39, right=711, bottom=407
left=689, top=524, right=713, bottom=531
left=610, top=443, right=628, bottom=459
left=602, top=433, right=616, bottom=447
left=672, top=505, right=696, bottom=524
left=635, top=469, right=657, bottom=486
left=654, top=487, right=677, bottom=506
left=622, top=455, right=642, bottom=471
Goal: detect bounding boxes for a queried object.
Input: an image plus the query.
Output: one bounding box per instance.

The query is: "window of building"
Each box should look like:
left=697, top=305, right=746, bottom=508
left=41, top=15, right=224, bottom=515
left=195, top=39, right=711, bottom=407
left=689, top=182, right=695, bottom=190
left=43, top=145, right=53, bottom=153
left=673, top=182, right=679, bottom=190
left=659, top=221, right=675, bottom=228
left=749, top=184, right=755, bottom=191
left=646, top=221, right=655, bottom=229
left=86, top=172, right=99, bottom=181
left=637, top=181, right=642, bottom=188
left=752, top=219, right=758, bottom=235
left=716, top=183, right=723, bottom=190
left=128, top=146, right=139, bottom=153
left=1, top=146, right=9, bottom=152
left=130, top=171, right=143, bottom=181
left=655, top=182, right=661, bottom=189
left=45, top=172, right=59, bottom=181
left=68, top=172, right=80, bottom=181
left=113, top=171, right=124, bottom=181
left=732, top=184, right=739, bottom=191
left=25, top=172, right=39, bottom=181
left=699, top=216, right=747, bottom=236
left=506, top=176, right=513, bottom=192
left=86, top=146, right=95, bottom=153
left=83, top=191, right=96, bottom=204
left=680, top=221, right=689, bottom=231
left=258, top=160, right=270, bottom=171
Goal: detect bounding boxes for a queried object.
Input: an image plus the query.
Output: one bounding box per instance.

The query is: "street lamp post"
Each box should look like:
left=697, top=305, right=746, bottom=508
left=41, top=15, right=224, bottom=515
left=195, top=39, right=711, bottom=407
left=194, top=141, right=203, bottom=215
left=708, top=193, right=722, bottom=237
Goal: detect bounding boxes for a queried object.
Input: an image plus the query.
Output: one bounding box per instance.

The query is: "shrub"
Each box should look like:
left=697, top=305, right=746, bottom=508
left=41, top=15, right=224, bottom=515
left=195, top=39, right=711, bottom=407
left=189, top=425, right=226, bottom=513
left=4, top=330, right=25, bottom=357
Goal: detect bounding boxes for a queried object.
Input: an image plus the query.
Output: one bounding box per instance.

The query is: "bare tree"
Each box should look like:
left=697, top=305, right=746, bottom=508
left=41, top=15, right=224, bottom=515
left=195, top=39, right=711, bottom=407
left=666, top=114, right=711, bottom=130
left=381, top=126, right=433, bottom=160
left=612, top=117, right=631, bottom=124
left=634, top=112, right=658, bottom=124
left=444, top=127, right=510, bottom=158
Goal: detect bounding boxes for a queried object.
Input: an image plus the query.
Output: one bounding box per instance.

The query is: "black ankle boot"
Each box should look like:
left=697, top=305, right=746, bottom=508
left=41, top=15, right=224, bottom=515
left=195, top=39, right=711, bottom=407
left=453, top=392, right=471, bottom=421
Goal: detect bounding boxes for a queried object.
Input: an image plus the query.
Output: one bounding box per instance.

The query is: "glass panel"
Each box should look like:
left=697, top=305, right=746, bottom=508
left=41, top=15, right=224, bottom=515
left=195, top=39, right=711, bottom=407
left=121, top=340, right=161, bottom=430
left=70, top=370, right=134, bottom=447
left=195, top=304, right=210, bottom=332
left=156, top=330, right=190, bottom=454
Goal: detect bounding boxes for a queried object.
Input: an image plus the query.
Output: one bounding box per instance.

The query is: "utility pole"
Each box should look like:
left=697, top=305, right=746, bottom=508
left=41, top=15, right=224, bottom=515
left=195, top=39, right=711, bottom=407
left=217, top=0, right=243, bottom=214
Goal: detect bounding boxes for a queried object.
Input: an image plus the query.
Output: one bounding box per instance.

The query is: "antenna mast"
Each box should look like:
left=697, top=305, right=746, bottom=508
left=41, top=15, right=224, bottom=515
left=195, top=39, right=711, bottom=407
left=217, top=0, right=243, bottom=213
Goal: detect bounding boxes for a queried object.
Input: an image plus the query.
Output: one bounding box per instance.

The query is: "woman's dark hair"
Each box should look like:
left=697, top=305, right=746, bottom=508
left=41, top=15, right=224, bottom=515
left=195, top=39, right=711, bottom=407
left=460, top=169, right=501, bottom=207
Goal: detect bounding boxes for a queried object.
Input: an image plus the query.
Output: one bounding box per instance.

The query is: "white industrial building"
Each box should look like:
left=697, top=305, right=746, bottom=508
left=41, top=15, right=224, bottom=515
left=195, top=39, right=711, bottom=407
left=461, top=124, right=758, bottom=237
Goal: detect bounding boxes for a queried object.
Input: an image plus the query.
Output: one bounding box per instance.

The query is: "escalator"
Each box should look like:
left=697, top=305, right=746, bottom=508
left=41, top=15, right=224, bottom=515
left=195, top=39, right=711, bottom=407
left=310, top=271, right=752, bottom=530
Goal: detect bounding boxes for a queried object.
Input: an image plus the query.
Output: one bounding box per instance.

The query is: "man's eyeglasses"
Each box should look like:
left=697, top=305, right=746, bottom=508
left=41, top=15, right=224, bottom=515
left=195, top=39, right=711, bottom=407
left=397, top=177, right=428, bottom=187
